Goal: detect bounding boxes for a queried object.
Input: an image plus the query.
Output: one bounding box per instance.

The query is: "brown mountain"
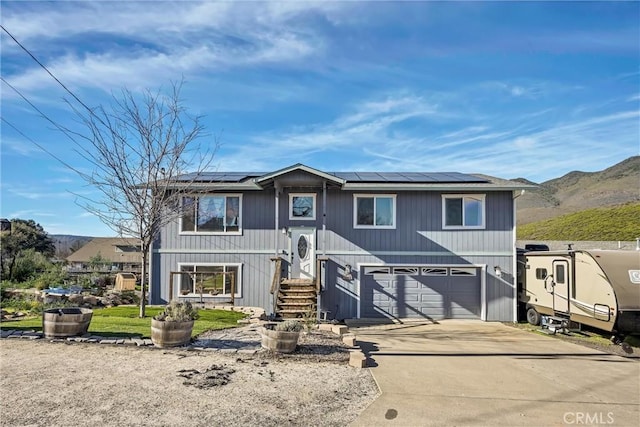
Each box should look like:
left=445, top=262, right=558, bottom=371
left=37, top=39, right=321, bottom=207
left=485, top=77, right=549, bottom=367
left=515, top=156, right=640, bottom=225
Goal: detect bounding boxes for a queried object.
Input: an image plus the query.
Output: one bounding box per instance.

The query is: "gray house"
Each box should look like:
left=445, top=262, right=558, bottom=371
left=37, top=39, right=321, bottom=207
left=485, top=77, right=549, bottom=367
left=150, top=164, right=530, bottom=322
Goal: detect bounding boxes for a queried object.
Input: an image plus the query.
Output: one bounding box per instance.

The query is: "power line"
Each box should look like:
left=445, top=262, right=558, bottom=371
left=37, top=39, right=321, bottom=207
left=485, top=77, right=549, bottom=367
left=1, top=117, right=87, bottom=179
left=1, top=25, right=101, bottom=123
left=1, top=76, right=85, bottom=147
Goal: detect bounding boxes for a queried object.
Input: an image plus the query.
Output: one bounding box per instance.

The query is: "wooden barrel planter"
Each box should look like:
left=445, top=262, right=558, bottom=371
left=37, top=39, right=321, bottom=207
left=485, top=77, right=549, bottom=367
left=260, top=324, right=301, bottom=353
left=42, top=307, right=93, bottom=338
left=150, top=319, right=194, bottom=348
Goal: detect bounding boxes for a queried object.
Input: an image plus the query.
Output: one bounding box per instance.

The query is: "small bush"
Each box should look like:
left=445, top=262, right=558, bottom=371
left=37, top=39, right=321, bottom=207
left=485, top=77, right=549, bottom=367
left=153, top=300, right=199, bottom=322
left=94, top=275, right=113, bottom=289
left=275, top=320, right=303, bottom=332
left=30, top=265, right=68, bottom=290
left=1, top=296, right=41, bottom=313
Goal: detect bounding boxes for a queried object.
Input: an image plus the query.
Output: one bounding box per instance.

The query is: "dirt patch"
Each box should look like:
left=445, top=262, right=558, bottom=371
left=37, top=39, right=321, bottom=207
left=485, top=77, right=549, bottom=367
left=506, top=322, right=640, bottom=359
left=0, top=332, right=379, bottom=427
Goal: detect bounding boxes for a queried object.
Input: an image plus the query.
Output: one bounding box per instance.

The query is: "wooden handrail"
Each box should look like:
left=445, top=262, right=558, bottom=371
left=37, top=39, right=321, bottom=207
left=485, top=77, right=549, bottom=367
left=270, top=257, right=283, bottom=316
left=270, top=257, right=283, bottom=295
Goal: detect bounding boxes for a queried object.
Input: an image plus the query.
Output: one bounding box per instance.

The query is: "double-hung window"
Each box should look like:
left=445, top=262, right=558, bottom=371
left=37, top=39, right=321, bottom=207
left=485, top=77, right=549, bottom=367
left=442, top=194, right=485, bottom=229
left=181, top=194, right=241, bottom=233
left=354, top=194, right=396, bottom=229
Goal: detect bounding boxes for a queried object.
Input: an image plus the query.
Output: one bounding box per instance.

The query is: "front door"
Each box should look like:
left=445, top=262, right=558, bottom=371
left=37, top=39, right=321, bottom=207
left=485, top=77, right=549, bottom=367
left=290, top=228, right=315, bottom=280
left=552, top=260, right=570, bottom=313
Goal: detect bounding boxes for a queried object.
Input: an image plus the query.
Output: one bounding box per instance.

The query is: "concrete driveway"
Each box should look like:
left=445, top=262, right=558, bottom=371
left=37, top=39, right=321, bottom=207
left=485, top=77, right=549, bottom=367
left=349, top=320, right=639, bottom=426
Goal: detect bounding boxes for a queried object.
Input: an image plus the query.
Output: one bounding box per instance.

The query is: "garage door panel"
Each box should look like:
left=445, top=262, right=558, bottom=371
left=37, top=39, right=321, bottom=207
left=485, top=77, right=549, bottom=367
left=402, top=293, right=419, bottom=302
left=361, top=267, right=480, bottom=320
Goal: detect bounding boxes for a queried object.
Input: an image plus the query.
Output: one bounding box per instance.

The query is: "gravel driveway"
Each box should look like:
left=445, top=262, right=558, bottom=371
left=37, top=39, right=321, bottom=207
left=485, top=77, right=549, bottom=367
left=0, top=330, right=379, bottom=427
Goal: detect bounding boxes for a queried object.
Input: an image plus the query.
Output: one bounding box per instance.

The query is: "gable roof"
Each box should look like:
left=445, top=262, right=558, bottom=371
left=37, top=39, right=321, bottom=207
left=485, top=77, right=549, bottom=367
left=66, top=238, right=142, bottom=264
left=254, top=163, right=346, bottom=186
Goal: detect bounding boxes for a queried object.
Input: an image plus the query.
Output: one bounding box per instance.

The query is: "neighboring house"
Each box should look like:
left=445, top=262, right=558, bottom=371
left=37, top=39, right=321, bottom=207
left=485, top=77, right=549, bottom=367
left=67, top=238, right=142, bottom=273
left=151, top=164, right=531, bottom=322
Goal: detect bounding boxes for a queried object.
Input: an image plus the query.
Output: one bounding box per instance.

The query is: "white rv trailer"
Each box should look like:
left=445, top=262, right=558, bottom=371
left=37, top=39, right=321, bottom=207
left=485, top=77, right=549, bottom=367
left=517, top=249, right=640, bottom=336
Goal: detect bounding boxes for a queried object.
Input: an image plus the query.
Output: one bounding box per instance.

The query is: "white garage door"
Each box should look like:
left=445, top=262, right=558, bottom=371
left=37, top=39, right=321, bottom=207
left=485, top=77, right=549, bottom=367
left=360, top=266, right=480, bottom=320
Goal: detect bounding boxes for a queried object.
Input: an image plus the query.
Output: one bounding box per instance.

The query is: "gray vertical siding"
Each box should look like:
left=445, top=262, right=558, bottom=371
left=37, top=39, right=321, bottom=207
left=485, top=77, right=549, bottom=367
left=153, top=188, right=516, bottom=321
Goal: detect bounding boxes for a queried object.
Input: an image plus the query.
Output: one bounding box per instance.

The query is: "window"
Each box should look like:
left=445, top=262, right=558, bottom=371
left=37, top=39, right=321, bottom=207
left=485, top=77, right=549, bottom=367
left=179, top=264, right=241, bottom=297
left=289, top=193, right=316, bottom=220
left=364, top=266, right=391, bottom=275
left=392, top=267, right=419, bottom=275
left=354, top=194, right=396, bottom=229
left=555, top=264, right=565, bottom=284
left=442, top=195, right=485, bottom=229
left=450, top=268, right=477, bottom=276
left=181, top=195, right=241, bottom=233
left=422, top=267, right=448, bottom=276
left=535, top=268, right=548, bottom=280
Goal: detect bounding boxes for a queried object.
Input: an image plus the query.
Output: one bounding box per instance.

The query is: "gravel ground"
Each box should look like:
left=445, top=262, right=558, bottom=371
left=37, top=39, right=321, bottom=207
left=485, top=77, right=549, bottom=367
left=0, top=327, right=379, bottom=427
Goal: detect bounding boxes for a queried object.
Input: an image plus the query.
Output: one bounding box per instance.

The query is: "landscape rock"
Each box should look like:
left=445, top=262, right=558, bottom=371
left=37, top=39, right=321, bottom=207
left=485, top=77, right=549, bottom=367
left=68, top=294, right=84, bottom=305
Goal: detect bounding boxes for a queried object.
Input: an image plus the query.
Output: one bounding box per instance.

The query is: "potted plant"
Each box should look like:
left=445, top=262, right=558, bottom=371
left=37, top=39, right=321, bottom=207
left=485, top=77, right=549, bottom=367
left=260, top=320, right=304, bottom=353
left=150, top=300, right=199, bottom=348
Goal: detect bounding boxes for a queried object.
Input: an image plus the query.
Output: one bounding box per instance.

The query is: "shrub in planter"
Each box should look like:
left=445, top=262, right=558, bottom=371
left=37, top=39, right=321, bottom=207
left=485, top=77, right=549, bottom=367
left=151, top=300, right=199, bottom=348
left=275, top=320, right=304, bottom=332
left=260, top=320, right=303, bottom=353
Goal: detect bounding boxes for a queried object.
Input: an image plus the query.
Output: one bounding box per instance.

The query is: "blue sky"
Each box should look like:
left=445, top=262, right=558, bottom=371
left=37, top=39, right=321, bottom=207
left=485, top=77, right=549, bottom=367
left=1, top=1, right=639, bottom=237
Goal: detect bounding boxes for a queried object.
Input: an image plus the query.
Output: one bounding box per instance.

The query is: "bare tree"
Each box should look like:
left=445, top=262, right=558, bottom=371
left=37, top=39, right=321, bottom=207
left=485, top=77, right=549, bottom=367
left=70, top=81, right=215, bottom=317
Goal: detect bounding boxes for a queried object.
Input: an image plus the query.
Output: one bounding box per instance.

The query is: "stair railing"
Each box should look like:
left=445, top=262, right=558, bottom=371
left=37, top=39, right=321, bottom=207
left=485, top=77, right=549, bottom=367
left=270, top=257, right=283, bottom=315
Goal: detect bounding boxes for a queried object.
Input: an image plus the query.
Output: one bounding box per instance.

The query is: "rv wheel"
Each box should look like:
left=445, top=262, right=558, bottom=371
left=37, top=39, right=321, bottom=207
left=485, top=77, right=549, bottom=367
left=526, top=307, right=541, bottom=326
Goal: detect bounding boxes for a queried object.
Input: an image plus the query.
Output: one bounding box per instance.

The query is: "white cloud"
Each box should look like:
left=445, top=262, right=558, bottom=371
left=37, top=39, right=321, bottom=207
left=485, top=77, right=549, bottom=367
left=1, top=1, right=345, bottom=97
left=7, top=209, right=56, bottom=218
left=0, top=137, right=46, bottom=157
left=8, top=189, right=75, bottom=200
left=213, top=92, right=640, bottom=182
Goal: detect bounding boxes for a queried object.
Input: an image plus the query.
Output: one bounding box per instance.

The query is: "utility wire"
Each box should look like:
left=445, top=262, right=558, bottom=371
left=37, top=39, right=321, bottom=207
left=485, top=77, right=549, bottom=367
left=1, top=76, right=85, bottom=147
left=1, top=25, right=105, bottom=126
left=1, top=117, right=87, bottom=179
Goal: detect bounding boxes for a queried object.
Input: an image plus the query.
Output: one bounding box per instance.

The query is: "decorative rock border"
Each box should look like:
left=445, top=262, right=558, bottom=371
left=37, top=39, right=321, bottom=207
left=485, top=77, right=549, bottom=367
left=0, top=305, right=369, bottom=367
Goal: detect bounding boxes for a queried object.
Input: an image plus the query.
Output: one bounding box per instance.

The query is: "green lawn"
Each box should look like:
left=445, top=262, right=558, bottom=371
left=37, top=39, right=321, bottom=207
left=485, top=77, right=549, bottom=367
left=0, top=306, right=246, bottom=338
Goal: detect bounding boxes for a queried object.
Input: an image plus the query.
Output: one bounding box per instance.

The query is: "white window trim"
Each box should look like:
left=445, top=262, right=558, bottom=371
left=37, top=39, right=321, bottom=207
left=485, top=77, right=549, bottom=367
left=179, top=194, right=243, bottom=235
left=176, top=262, right=242, bottom=298
left=353, top=194, right=397, bottom=229
left=442, top=194, right=486, bottom=230
left=289, top=193, right=316, bottom=221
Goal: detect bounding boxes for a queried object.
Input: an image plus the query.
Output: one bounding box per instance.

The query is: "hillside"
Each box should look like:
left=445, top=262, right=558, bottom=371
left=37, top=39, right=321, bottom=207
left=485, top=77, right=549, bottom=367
left=516, top=156, right=640, bottom=225
left=517, top=202, right=640, bottom=241
left=51, top=234, right=93, bottom=259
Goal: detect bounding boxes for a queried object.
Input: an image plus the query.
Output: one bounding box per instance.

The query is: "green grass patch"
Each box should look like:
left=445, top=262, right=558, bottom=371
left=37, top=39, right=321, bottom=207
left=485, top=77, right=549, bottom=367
left=518, top=202, right=640, bottom=241
left=0, top=305, right=245, bottom=338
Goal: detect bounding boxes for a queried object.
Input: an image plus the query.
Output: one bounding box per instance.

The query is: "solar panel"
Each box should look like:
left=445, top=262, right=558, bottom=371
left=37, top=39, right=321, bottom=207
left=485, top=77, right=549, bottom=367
left=331, top=171, right=488, bottom=183
left=174, top=172, right=262, bottom=182
left=175, top=170, right=489, bottom=184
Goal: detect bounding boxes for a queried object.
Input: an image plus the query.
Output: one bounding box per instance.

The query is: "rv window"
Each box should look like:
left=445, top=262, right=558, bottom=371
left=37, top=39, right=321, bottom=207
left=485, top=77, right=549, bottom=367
left=555, top=265, right=565, bottom=284
left=535, top=268, right=547, bottom=280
